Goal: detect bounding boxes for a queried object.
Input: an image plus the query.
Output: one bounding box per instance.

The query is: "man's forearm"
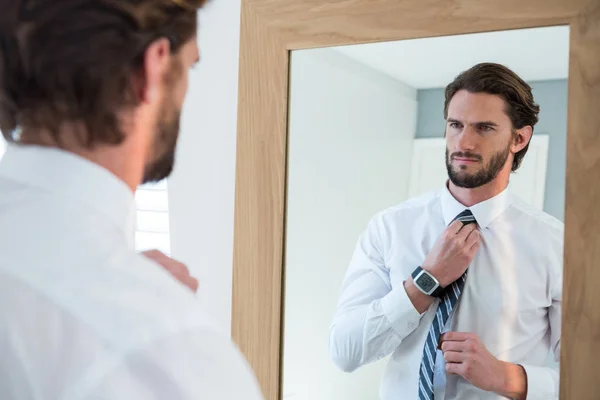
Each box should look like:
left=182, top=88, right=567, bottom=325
left=496, top=362, right=527, bottom=400
left=331, top=283, right=427, bottom=372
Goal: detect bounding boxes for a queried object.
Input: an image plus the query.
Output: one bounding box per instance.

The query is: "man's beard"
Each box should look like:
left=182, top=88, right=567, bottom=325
left=446, top=143, right=511, bottom=189
left=142, top=106, right=181, bottom=184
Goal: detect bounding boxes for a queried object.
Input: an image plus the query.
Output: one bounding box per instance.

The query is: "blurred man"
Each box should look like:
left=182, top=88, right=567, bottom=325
left=330, top=63, right=562, bottom=400
left=0, top=1, right=263, bottom=399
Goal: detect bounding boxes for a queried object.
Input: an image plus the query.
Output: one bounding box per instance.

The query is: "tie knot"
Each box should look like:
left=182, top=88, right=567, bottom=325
left=453, top=209, right=476, bottom=225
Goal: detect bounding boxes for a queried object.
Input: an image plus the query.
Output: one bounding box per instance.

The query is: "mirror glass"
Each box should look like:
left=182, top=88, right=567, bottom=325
left=283, top=26, right=569, bottom=400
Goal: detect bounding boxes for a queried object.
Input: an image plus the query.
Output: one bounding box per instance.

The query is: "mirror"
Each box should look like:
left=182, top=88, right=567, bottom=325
left=283, top=26, right=568, bottom=400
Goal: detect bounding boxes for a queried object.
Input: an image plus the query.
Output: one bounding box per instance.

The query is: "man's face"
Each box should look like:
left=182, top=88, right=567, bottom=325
left=445, top=90, right=515, bottom=189
left=142, top=37, right=199, bottom=184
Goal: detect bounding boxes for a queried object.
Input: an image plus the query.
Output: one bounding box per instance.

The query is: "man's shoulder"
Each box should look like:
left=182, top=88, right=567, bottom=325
left=509, top=196, right=564, bottom=238
left=83, top=251, right=226, bottom=345
left=58, top=255, right=262, bottom=399
left=1, top=242, right=224, bottom=350
left=372, top=189, right=440, bottom=225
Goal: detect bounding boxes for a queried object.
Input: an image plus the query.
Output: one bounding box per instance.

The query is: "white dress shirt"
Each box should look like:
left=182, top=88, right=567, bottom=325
left=0, top=144, right=264, bottom=400
left=330, top=183, right=562, bottom=400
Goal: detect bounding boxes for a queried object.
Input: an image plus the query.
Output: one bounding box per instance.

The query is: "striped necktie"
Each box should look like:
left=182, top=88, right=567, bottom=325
left=417, top=209, right=476, bottom=400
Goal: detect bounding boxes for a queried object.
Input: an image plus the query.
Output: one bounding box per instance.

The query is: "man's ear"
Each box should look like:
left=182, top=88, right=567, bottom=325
left=512, top=125, right=533, bottom=154
left=133, top=37, right=172, bottom=104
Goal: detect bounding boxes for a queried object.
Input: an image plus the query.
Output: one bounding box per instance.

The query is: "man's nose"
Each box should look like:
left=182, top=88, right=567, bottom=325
left=456, top=126, right=478, bottom=151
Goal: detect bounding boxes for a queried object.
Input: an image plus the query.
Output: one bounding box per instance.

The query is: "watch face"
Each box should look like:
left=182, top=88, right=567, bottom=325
left=416, top=273, right=436, bottom=292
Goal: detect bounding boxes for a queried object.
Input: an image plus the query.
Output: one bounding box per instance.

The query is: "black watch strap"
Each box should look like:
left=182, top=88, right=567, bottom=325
left=411, top=266, right=445, bottom=298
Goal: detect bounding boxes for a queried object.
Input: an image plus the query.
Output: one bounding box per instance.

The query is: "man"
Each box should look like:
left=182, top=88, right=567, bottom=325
left=0, top=1, right=263, bottom=399
left=329, top=63, right=562, bottom=400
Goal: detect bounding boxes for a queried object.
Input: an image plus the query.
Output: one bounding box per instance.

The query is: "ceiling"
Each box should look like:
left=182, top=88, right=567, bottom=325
left=333, top=26, right=570, bottom=89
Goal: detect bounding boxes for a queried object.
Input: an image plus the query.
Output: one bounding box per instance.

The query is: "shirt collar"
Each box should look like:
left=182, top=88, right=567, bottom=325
left=440, top=180, right=512, bottom=229
left=0, top=143, right=136, bottom=238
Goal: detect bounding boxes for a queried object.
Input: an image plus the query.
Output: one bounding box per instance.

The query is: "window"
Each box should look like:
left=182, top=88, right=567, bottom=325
left=134, top=180, right=171, bottom=255
left=0, top=136, right=171, bottom=254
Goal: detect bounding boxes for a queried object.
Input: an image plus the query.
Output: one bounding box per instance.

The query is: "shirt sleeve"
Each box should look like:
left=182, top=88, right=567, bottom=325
left=519, top=364, right=558, bottom=400
left=520, top=259, right=562, bottom=400
left=329, top=215, right=426, bottom=373
left=81, top=329, right=264, bottom=400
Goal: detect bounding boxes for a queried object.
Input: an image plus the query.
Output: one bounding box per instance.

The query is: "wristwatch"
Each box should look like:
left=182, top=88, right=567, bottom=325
left=411, top=266, right=445, bottom=297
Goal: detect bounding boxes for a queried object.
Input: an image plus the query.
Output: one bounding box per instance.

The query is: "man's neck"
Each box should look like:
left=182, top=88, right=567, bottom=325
left=447, top=176, right=509, bottom=208
left=73, top=145, right=144, bottom=193
left=20, top=128, right=145, bottom=192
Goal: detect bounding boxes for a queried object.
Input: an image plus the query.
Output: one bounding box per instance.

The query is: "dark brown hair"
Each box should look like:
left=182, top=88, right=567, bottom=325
left=0, top=0, right=208, bottom=148
left=444, top=62, right=540, bottom=172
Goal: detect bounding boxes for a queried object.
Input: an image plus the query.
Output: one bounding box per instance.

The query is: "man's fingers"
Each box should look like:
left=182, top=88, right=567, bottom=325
left=141, top=249, right=198, bottom=293
left=440, top=331, right=474, bottom=342
left=443, top=350, right=464, bottom=363
left=143, top=249, right=174, bottom=263
left=186, top=276, right=199, bottom=293
left=445, top=362, right=464, bottom=376
left=468, top=239, right=481, bottom=256
left=143, top=250, right=187, bottom=272
left=440, top=340, right=464, bottom=352
left=447, top=220, right=465, bottom=235
left=141, top=249, right=162, bottom=259
left=169, top=268, right=199, bottom=293
left=142, top=249, right=172, bottom=265
left=465, top=228, right=480, bottom=248
left=164, top=260, right=188, bottom=275
left=163, top=262, right=197, bottom=290
left=456, top=223, right=478, bottom=241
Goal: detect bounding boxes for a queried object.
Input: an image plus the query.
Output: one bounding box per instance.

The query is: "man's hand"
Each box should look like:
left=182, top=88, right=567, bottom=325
left=422, top=221, right=480, bottom=287
left=440, top=332, right=527, bottom=399
left=403, top=221, right=480, bottom=314
left=142, top=250, right=199, bottom=293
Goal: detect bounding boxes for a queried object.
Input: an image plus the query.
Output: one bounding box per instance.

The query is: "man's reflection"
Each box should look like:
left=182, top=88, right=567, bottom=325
left=329, top=63, right=562, bottom=400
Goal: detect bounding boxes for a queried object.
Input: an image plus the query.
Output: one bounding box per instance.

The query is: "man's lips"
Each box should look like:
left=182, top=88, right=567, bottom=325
left=453, top=157, right=480, bottom=164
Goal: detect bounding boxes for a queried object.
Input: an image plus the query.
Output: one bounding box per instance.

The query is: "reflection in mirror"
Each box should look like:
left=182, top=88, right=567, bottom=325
left=283, top=26, right=568, bottom=400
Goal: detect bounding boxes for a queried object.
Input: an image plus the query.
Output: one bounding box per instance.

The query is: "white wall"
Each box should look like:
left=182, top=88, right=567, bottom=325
left=168, top=0, right=241, bottom=332
left=282, top=49, right=418, bottom=400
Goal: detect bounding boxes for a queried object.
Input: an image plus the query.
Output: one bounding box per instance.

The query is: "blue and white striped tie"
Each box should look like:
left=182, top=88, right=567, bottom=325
left=418, top=209, right=476, bottom=400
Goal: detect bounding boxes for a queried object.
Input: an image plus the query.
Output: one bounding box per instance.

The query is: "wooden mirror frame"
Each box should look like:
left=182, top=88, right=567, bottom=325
left=231, top=1, right=600, bottom=399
